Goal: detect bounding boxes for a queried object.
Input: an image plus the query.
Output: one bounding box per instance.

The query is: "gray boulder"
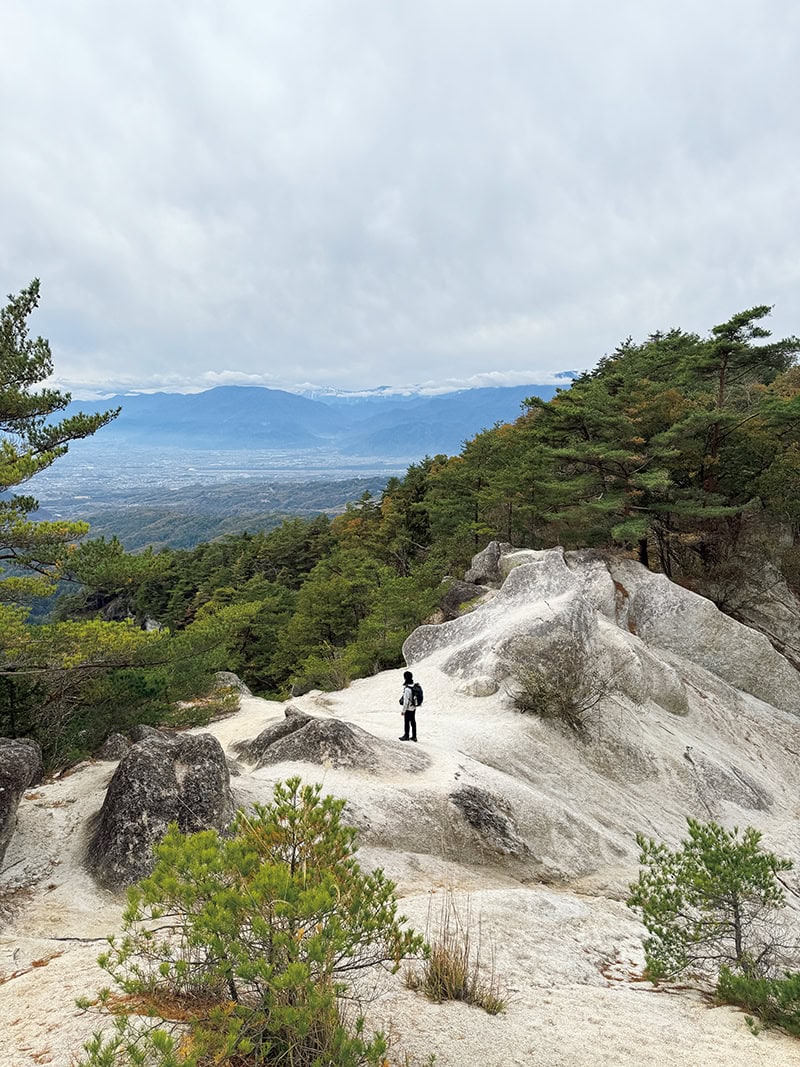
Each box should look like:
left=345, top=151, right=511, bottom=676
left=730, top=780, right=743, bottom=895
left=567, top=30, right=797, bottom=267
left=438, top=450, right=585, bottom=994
left=215, top=671, right=252, bottom=696
left=232, top=706, right=313, bottom=763
left=129, top=723, right=173, bottom=743
left=0, top=738, right=42, bottom=870
left=438, top=580, right=488, bottom=621
left=236, top=707, right=429, bottom=775
left=96, top=732, right=131, bottom=761
left=87, top=732, right=235, bottom=888
left=464, top=540, right=511, bottom=585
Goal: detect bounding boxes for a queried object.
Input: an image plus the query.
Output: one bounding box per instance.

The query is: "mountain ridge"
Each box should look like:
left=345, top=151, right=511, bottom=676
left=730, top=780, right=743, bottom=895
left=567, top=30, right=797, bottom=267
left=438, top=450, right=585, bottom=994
left=64, top=382, right=561, bottom=456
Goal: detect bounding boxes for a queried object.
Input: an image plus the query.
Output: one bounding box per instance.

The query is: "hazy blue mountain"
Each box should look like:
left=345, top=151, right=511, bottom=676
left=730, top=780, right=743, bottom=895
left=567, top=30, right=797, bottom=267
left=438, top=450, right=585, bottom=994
left=65, top=382, right=563, bottom=457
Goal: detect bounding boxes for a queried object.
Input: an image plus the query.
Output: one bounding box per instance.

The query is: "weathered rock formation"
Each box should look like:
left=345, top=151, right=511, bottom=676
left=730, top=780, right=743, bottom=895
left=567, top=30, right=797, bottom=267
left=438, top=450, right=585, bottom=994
left=437, top=579, right=490, bottom=621
left=214, top=670, right=252, bottom=696
left=464, top=540, right=511, bottom=585
left=87, top=731, right=235, bottom=888
left=404, top=543, right=800, bottom=716
left=235, top=706, right=429, bottom=774
left=5, top=541, right=800, bottom=1067
left=0, top=737, right=42, bottom=870
left=96, top=732, right=131, bottom=761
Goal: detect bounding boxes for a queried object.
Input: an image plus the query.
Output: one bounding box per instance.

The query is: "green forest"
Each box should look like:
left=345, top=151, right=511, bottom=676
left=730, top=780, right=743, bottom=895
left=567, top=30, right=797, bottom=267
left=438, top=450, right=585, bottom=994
left=3, top=281, right=800, bottom=768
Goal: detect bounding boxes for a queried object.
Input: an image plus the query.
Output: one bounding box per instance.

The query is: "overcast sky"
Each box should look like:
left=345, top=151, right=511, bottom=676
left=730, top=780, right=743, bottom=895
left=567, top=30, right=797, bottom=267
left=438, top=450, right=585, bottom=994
left=2, top=1, right=799, bottom=397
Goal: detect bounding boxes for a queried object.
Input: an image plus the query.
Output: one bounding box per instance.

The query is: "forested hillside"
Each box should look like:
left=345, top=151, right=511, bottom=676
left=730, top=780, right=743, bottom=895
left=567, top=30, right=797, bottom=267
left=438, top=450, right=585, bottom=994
left=3, top=284, right=799, bottom=768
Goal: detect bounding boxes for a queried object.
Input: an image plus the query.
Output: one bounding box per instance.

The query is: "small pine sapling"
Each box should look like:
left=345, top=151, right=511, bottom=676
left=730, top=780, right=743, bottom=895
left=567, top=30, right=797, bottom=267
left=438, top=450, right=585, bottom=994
left=77, top=777, right=424, bottom=1066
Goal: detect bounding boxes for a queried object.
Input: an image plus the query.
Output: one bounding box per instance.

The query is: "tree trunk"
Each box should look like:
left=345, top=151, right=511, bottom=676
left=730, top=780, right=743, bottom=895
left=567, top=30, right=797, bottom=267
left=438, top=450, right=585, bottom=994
left=638, top=537, right=650, bottom=569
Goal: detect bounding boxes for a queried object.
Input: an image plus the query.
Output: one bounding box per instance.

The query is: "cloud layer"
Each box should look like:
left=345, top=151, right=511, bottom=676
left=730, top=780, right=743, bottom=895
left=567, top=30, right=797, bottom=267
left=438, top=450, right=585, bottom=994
left=2, top=1, right=799, bottom=394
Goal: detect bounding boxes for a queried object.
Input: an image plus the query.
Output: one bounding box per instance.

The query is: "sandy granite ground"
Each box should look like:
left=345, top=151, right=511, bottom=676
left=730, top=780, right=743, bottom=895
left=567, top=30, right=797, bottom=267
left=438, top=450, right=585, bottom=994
left=3, top=678, right=800, bottom=1067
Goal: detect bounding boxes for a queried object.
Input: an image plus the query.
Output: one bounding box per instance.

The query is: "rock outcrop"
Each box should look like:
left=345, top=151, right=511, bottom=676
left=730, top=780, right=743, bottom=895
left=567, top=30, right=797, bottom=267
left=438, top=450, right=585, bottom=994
left=449, top=785, right=529, bottom=857
left=7, top=541, right=800, bottom=1067
left=0, top=738, right=42, bottom=870
left=404, top=544, right=800, bottom=716
left=87, top=731, right=235, bottom=888
left=464, top=540, right=511, bottom=585
left=437, top=579, right=490, bottom=621
left=96, top=732, right=131, bottom=761
left=700, top=555, right=800, bottom=672
left=214, top=670, right=252, bottom=696
left=235, top=706, right=429, bottom=774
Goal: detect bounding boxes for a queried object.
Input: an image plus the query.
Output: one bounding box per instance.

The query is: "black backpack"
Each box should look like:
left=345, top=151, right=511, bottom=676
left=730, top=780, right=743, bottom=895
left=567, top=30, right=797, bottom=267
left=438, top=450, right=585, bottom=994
left=400, top=681, right=424, bottom=707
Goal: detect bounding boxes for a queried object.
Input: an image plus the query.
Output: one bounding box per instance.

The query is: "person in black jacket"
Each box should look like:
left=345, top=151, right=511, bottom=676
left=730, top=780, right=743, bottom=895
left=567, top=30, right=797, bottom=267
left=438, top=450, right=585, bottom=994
left=398, top=669, right=418, bottom=741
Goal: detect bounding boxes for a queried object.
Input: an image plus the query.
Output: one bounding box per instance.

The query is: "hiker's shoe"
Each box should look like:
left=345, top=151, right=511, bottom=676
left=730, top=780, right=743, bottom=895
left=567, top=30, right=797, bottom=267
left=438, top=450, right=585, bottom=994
left=398, top=736, right=409, bottom=741
left=411, top=738, right=418, bottom=742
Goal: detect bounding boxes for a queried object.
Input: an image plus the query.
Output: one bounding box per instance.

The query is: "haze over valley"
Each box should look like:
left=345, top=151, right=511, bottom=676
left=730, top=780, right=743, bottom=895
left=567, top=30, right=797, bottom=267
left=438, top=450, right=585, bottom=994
left=30, top=381, right=561, bottom=548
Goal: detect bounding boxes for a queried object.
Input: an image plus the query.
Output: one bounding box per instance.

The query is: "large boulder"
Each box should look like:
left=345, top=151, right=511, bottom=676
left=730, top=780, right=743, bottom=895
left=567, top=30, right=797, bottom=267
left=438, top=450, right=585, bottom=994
left=96, top=732, right=131, bottom=761
left=235, top=707, right=429, bottom=775
left=437, top=579, right=489, bottom=621
left=86, top=732, right=235, bottom=888
left=233, top=705, right=313, bottom=763
left=464, top=540, right=511, bottom=585
left=0, top=738, right=42, bottom=870
left=215, top=671, right=252, bottom=696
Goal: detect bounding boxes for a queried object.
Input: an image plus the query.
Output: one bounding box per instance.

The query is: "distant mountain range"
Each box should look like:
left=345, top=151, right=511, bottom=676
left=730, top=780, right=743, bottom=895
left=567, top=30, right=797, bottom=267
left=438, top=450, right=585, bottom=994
left=64, top=380, right=571, bottom=458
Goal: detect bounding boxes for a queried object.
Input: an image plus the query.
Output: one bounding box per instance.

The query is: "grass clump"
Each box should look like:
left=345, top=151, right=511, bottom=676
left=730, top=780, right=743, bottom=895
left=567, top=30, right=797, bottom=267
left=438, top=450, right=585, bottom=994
left=161, top=683, right=240, bottom=729
left=405, top=889, right=507, bottom=1015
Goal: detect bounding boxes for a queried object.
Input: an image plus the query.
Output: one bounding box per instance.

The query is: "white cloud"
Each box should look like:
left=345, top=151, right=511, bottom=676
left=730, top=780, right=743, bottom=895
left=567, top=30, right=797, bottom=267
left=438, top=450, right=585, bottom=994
left=3, top=1, right=800, bottom=394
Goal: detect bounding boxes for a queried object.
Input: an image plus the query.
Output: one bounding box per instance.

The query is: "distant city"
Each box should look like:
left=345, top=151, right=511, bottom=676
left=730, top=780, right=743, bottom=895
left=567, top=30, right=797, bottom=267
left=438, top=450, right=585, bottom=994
left=26, top=380, right=564, bottom=549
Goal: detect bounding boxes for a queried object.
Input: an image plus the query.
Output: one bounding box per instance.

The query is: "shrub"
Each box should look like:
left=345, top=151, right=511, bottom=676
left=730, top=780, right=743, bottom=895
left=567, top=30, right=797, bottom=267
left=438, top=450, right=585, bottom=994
left=717, top=968, right=800, bottom=1037
left=290, top=643, right=352, bottom=696
left=161, top=684, right=240, bottom=729
left=77, top=777, right=425, bottom=1066
left=627, top=818, right=794, bottom=983
left=501, top=636, right=620, bottom=734
left=405, top=889, right=506, bottom=1015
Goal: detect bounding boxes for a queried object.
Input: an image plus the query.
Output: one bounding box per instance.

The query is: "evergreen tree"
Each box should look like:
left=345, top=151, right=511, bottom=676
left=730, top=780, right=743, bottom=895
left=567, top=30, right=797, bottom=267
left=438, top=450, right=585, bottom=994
left=0, top=280, right=119, bottom=601
left=627, top=818, right=792, bottom=981
left=78, top=778, right=424, bottom=1067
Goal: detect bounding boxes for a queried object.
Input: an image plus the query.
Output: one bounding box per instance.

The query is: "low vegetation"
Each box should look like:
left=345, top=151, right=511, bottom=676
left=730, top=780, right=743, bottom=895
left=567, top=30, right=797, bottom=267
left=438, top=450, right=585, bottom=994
left=405, top=889, right=506, bottom=1015
left=501, top=637, right=622, bottom=733
left=628, top=818, right=800, bottom=1037
left=77, top=778, right=425, bottom=1067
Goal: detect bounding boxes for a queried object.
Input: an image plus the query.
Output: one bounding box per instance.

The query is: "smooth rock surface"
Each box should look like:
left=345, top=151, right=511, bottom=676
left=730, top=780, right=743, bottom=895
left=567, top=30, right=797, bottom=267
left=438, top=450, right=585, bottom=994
left=0, top=738, right=42, bottom=870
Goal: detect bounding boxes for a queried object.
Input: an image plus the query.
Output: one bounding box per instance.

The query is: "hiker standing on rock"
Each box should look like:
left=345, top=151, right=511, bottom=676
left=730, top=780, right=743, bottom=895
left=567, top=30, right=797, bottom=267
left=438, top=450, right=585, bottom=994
left=399, top=669, right=419, bottom=742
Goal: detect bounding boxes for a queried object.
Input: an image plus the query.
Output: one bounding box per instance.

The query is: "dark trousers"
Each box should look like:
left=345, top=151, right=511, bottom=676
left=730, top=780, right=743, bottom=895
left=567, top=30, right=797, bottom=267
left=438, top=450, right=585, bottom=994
left=402, top=708, right=417, bottom=740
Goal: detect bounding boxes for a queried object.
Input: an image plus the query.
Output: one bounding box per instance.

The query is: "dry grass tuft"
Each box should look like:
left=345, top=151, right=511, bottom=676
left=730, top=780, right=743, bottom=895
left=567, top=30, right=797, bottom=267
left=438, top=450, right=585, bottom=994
left=405, top=888, right=507, bottom=1015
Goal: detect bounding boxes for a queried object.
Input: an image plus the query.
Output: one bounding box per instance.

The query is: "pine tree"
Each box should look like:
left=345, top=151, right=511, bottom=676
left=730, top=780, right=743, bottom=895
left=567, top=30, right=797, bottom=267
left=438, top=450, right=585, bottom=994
left=0, top=279, right=119, bottom=601
left=78, top=778, right=424, bottom=1067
